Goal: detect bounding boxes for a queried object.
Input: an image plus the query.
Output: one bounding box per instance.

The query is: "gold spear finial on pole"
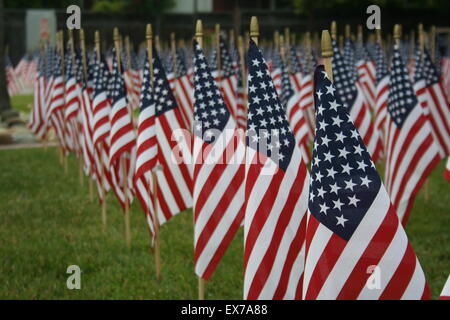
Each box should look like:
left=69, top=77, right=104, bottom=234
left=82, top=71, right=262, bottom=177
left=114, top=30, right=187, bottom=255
left=345, top=24, right=351, bottom=39
left=171, top=32, right=177, bottom=76
left=95, top=30, right=101, bottom=61
left=357, top=24, right=363, bottom=44
left=250, top=16, right=259, bottom=45
left=79, top=28, right=88, bottom=80
left=215, top=23, right=221, bottom=71
left=430, top=25, right=436, bottom=63
left=195, top=19, right=203, bottom=48
left=145, top=24, right=154, bottom=85
left=393, top=24, right=402, bottom=45
left=321, top=30, right=333, bottom=81
left=279, top=35, right=285, bottom=62
left=113, top=27, right=122, bottom=74
left=331, top=21, right=337, bottom=40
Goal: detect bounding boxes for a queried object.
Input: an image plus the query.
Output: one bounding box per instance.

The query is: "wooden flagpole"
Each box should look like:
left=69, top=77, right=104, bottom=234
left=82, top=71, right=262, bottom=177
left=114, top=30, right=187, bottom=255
left=321, top=30, right=334, bottom=82
left=79, top=29, right=95, bottom=203
left=147, top=23, right=161, bottom=282
left=238, top=35, right=248, bottom=114
left=95, top=30, right=108, bottom=229
left=170, top=32, right=177, bottom=77
left=114, top=27, right=132, bottom=249
left=284, top=28, right=291, bottom=70
left=195, top=19, right=205, bottom=301
left=216, top=24, right=221, bottom=72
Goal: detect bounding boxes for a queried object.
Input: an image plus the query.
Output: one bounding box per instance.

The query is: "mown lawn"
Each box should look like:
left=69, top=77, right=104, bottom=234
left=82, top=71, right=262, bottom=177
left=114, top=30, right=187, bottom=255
left=0, top=146, right=448, bottom=300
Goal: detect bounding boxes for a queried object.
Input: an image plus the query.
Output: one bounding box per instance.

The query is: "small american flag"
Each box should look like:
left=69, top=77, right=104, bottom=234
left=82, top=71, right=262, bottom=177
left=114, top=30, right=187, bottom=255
left=280, top=55, right=311, bottom=163
left=374, top=42, right=389, bottom=144
left=422, top=49, right=450, bottom=155
left=5, top=53, right=21, bottom=96
left=355, top=42, right=376, bottom=111
left=216, top=36, right=238, bottom=120
left=332, top=39, right=382, bottom=163
left=134, top=52, right=158, bottom=240
left=172, top=48, right=194, bottom=129
left=153, top=47, right=192, bottom=225
left=28, top=55, right=48, bottom=139
left=92, top=55, right=114, bottom=202
left=303, top=64, right=431, bottom=300
left=109, top=48, right=136, bottom=210
left=47, top=50, right=69, bottom=154
left=192, top=40, right=245, bottom=280
left=244, top=40, right=309, bottom=300
left=385, top=43, right=441, bottom=226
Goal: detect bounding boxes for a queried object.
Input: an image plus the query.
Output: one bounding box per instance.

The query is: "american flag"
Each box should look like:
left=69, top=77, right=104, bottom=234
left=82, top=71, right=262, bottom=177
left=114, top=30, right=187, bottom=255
left=356, top=43, right=376, bottom=112
left=134, top=52, right=158, bottom=240
left=153, top=47, right=192, bottom=225
left=14, top=53, right=36, bottom=92
left=109, top=48, right=136, bottom=210
left=303, top=65, right=431, bottom=300
left=5, top=53, right=21, bottom=96
left=343, top=37, right=358, bottom=82
left=235, top=65, right=247, bottom=129
left=442, top=45, right=450, bottom=97
left=47, top=50, right=69, bottom=154
left=172, top=48, right=194, bottom=129
left=271, top=50, right=282, bottom=96
left=28, top=55, right=48, bottom=139
left=332, top=40, right=382, bottom=163
left=79, top=57, right=97, bottom=179
left=192, top=41, right=245, bottom=280
left=422, top=49, right=450, bottom=155
left=298, top=47, right=316, bottom=138
left=288, top=46, right=302, bottom=91
left=385, top=44, right=440, bottom=226
left=44, top=47, right=55, bottom=127
left=64, top=50, right=83, bottom=157
left=440, top=275, right=450, bottom=300
left=122, top=48, right=141, bottom=111
left=444, top=157, right=450, bottom=183
left=374, top=42, right=389, bottom=144
left=216, top=36, right=238, bottom=120
left=280, top=55, right=311, bottom=163
left=92, top=55, right=114, bottom=202
left=244, top=40, right=309, bottom=300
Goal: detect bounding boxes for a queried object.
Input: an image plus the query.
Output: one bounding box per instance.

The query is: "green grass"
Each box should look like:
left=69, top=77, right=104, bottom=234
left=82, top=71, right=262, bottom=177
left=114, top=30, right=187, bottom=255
left=0, top=148, right=244, bottom=299
left=0, top=147, right=448, bottom=300
left=10, top=94, right=33, bottom=114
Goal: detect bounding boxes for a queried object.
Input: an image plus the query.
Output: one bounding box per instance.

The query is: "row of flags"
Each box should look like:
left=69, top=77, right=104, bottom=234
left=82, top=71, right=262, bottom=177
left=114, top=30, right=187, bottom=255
left=27, top=21, right=450, bottom=299
left=4, top=53, right=37, bottom=96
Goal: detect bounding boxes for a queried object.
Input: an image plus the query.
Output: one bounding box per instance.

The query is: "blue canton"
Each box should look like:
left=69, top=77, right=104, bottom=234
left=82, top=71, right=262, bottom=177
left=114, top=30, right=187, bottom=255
left=192, top=40, right=230, bottom=142
left=387, top=45, right=418, bottom=128
left=247, top=40, right=295, bottom=172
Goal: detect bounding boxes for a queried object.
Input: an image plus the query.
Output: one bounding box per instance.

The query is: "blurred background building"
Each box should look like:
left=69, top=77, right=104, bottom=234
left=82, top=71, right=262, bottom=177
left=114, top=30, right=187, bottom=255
left=2, top=0, right=450, bottom=63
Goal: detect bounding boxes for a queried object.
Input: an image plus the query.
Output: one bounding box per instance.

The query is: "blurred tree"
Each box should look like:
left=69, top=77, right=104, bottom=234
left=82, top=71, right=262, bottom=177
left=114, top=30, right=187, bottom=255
left=5, top=0, right=175, bottom=13
left=4, top=0, right=77, bottom=8
left=291, top=0, right=450, bottom=14
left=91, top=0, right=175, bottom=13
left=0, top=0, right=12, bottom=114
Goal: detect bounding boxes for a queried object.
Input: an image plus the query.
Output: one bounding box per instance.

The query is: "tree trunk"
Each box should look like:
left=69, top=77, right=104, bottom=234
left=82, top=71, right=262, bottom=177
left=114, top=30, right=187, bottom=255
left=0, top=0, right=12, bottom=114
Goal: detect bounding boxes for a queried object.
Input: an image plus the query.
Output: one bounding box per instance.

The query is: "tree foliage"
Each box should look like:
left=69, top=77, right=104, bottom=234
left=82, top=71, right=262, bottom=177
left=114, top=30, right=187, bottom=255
left=291, top=0, right=450, bottom=14
left=4, top=0, right=176, bottom=13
